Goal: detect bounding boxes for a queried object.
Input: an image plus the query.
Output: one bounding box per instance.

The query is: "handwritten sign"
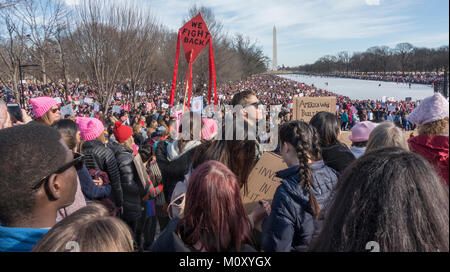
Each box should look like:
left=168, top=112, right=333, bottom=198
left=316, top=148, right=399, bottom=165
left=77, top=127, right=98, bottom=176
left=241, top=152, right=286, bottom=213
left=180, top=13, right=211, bottom=62
left=293, top=96, right=336, bottom=122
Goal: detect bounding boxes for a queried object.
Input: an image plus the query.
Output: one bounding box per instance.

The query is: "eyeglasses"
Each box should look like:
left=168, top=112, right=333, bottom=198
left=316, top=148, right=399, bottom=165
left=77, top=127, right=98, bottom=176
left=31, top=153, right=85, bottom=190
left=51, top=107, right=61, bottom=113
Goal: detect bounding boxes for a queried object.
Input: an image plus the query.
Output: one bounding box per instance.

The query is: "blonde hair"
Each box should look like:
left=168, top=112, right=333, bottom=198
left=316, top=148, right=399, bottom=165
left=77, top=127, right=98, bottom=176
left=418, top=117, right=449, bottom=136
left=133, top=123, right=142, bottom=135
left=36, top=111, right=53, bottom=126
left=366, top=122, right=409, bottom=154
left=32, top=203, right=134, bottom=252
left=120, top=136, right=134, bottom=151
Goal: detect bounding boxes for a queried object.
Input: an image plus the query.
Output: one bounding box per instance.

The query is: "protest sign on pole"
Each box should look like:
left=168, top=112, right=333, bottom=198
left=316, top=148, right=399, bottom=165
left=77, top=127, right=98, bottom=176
left=60, top=104, right=74, bottom=117
left=293, top=96, right=336, bottom=122
left=241, top=152, right=286, bottom=213
left=191, top=96, right=203, bottom=113
left=169, top=13, right=217, bottom=109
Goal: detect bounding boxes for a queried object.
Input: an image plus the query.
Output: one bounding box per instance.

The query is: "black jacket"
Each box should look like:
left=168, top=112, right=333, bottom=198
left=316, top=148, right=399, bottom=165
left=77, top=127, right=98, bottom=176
left=150, top=217, right=256, bottom=252
left=81, top=140, right=123, bottom=207
left=155, top=141, right=198, bottom=201
left=109, top=142, right=147, bottom=222
left=321, top=142, right=356, bottom=173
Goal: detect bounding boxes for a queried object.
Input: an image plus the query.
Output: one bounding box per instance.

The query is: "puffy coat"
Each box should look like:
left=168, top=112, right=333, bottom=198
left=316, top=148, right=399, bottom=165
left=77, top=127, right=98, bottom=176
left=81, top=140, right=123, bottom=207
left=262, top=162, right=338, bottom=252
left=109, top=142, right=146, bottom=222
left=321, top=142, right=356, bottom=173
left=408, top=135, right=449, bottom=186
left=109, top=142, right=164, bottom=221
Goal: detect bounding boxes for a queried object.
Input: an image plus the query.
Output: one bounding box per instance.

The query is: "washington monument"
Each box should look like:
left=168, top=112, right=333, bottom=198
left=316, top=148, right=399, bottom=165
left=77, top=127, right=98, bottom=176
left=273, top=25, right=277, bottom=71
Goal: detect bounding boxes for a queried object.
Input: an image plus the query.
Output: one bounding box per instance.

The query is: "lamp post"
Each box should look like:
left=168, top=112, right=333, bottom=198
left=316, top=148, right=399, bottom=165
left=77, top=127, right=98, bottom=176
left=18, top=60, right=39, bottom=108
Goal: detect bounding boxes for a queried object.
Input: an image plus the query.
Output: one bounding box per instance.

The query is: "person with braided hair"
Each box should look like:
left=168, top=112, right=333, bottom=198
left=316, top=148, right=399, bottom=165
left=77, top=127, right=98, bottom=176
left=262, top=121, right=339, bottom=252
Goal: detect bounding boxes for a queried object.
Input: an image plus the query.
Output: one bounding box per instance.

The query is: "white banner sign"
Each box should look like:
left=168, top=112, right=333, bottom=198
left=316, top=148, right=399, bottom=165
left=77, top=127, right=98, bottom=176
left=191, top=96, right=203, bottom=113
left=60, top=104, right=74, bottom=117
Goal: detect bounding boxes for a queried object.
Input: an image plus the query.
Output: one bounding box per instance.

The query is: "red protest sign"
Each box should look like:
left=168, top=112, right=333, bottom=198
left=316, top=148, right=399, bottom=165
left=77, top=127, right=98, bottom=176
left=169, top=13, right=217, bottom=110
left=180, top=13, right=211, bottom=63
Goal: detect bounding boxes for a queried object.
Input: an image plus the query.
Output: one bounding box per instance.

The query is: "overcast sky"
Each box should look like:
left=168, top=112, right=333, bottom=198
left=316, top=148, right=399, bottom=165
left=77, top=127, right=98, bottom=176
left=64, top=0, right=449, bottom=67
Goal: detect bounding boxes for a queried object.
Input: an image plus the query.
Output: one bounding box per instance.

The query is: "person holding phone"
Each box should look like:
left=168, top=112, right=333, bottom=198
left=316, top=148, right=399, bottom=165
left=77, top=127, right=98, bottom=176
left=1, top=100, right=32, bottom=129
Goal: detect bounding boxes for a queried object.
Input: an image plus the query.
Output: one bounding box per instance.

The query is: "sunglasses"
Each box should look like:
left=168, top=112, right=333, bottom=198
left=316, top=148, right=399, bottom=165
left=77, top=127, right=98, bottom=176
left=31, top=153, right=85, bottom=190
left=51, top=107, right=61, bottom=113
left=247, top=101, right=263, bottom=108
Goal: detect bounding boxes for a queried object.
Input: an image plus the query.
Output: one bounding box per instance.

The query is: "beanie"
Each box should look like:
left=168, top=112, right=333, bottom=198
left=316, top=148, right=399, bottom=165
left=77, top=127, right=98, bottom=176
left=349, top=121, right=377, bottom=143
left=76, top=117, right=105, bottom=141
left=407, top=93, right=449, bottom=125
left=113, top=122, right=133, bottom=143
left=201, top=118, right=218, bottom=140
left=30, top=97, right=58, bottom=118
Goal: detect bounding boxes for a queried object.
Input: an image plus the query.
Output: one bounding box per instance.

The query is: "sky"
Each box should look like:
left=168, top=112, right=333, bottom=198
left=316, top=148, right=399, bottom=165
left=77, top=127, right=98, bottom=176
left=64, top=0, right=449, bottom=67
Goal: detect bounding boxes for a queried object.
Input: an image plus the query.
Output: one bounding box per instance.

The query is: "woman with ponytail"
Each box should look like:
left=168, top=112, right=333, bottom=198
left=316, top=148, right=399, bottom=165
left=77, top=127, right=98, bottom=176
left=262, top=121, right=339, bottom=252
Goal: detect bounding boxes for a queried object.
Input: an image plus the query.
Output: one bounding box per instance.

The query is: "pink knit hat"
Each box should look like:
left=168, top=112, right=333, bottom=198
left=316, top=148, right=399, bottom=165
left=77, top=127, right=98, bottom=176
left=30, top=97, right=58, bottom=118
left=407, top=93, right=449, bottom=125
left=201, top=118, right=218, bottom=140
left=349, top=121, right=378, bottom=143
left=76, top=117, right=105, bottom=141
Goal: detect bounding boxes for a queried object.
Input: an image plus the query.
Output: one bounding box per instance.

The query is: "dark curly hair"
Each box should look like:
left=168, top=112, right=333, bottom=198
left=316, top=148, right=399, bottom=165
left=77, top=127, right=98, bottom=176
left=0, top=122, right=67, bottom=225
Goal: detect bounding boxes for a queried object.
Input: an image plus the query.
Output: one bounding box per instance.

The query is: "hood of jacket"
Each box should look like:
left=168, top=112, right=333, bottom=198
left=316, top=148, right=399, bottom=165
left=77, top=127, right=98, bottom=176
left=167, top=140, right=202, bottom=162
left=275, top=161, right=338, bottom=212
left=408, top=135, right=449, bottom=162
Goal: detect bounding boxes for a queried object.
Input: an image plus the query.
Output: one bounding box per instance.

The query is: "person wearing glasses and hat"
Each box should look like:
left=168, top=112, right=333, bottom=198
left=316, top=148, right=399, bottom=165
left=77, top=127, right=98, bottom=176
left=30, top=97, right=61, bottom=126
left=0, top=123, right=79, bottom=252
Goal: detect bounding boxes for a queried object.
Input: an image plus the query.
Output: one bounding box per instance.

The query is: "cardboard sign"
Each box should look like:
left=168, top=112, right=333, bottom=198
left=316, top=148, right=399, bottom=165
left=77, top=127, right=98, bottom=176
left=293, top=96, right=336, bottom=122
left=180, top=13, right=211, bottom=63
left=241, top=152, right=286, bottom=213
left=60, top=104, right=74, bottom=117
left=191, top=96, right=203, bottom=113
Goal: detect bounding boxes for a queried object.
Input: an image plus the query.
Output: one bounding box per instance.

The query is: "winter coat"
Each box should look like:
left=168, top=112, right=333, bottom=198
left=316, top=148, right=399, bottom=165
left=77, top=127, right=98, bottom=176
left=150, top=217, right=256, bottom=252
left=155, top=141, right=199, bottom=202
left=0, top=226, right=49, bottom=252
left=78, top=164, right=111, bottom=200
left=81, top=140, right=123, bottom=207
left=262, top=162, right=339, bottom=252
left=321, top=142, right=356, bottom=173
left=340, top=112, right=349, bottom=123
left=408, top=135, right=449, bottom=186
left=109, top=142, right=147, bottom=222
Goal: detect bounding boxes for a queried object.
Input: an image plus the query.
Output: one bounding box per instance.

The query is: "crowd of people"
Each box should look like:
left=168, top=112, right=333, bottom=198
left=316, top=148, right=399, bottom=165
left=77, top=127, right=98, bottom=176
left=307, top=72, right=445, bottom=86
left=0, top=72, right=448, bottom=252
